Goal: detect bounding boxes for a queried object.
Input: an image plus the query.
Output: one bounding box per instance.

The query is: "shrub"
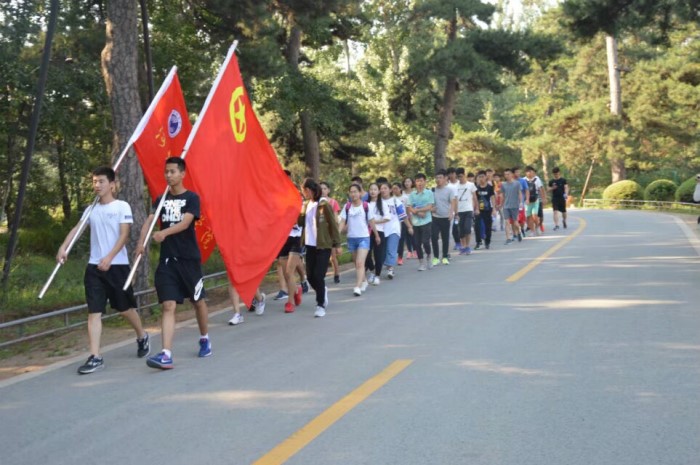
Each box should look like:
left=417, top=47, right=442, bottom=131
left=675, top=176, right=699, bottom=203
left=643, top=179, right=678, bottom=202
left=602, top=180, right=643, bottom=202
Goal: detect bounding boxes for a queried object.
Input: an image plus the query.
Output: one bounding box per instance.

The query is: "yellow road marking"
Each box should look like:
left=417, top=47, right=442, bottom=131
left=253, top=359, right=414, bottom=465
left=506, top=217, right=587, bottom=283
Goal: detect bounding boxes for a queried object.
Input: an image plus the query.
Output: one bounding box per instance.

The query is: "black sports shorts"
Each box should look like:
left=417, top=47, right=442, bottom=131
left=84, top=264, right=137, bottom=313
left=155, top=257, right=206, bottom=304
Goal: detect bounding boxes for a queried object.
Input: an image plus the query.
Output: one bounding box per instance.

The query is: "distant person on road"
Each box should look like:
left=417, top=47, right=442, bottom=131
left=340, top=184, right=371, bottom=296
left=320, top=181, right=341, bottom=284
left=500, top=169, right=523, bottom=244
left=382, top=182, right=411, bottom=279
left=454, top=167, right=478, bottom=255
left=364, top=183, right=387, bottom=286
left=524, top=166, right=545, bottom=237
left=548, top=167, right=569, bottom=230
left=474, top=171, right=495, bottom=250
left=513, top=167, right=528, bottom=235
left=228, top=285, right=266, bottom=325
left=694, top=174, right=700, bottom=224
left=408, top=173, right=436, bottom=271
left=431, top=169, right=457, bottom=265
left=135, top=157, right=210, bottom=370
left=400, top=177, right=417, bottom=259
left=57, top=166, right=149, bottom=375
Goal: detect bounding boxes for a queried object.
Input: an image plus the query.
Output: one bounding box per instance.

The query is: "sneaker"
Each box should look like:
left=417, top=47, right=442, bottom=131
left=198, top=337, right=212, bottom=358
left=248, top=298, right=257, bottom=313
left=387, top=268, right=395, bottom=279
left=372, top=277, right=381, bottom=286
left=441, top=257, right=450, bottom=265
left=273, top=290, right=288, bottom=301
left=360, top=280, right=369, bottom=292
left=324, top=287, right=329, bottom=307
left=553, top=225, right=560, bottom=231
left=147, top=351, right=173, bottom=370
left=460, top=247, right=472, bottom=255
left=301, top=280, right=310, bottom=294
left=431, top=257, right=440, bottom=267
left=137, top=333, right=150, bottom=358
left=505, top=239, right=513, bottom=245
left=284, top=302, right=295, bottom=313
left=334, top=274, right=340, bottom=284
left=314, top=306, right=326, bottom=318
left=563, top=219, right=567, bottom=229
left=474, top=243, right=482, bottom=250
left=367, top=272, right=376, bottom=283
left=228, top=313, right=244, bottom=325
left=255, top=293, right=266, bottom=315
left=453, top=244, right=461, bottom=251
left=540, top=224, right=545, bottom=233
left=485, top=244, right=490, bottom=250
left=418, top=261, right=427, bottom=272
left=353, top=287, right=362, bottom=296
left=397, top=257, right=403, bottom=266
left=77, top=355, right=104, bottom=374
left=294, top=285, right=303, bottom=306
left=412, top=251, right=418, bottom=259
left=517, top=234, right=523, bottom=242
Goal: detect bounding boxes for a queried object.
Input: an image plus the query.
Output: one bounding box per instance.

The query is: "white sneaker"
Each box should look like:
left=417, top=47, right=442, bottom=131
left=228, top=313, right=243, bottom=325
left=353, top=287, right=362, bottom=296
left=417, top=261, right=427, bottom=272
left=387, top=268, right=394, bottom=279
left=255, top=293, right=266, bottom=315
left=426, top=255, right=434, bottom=270
left=372, top=277, right=380, bottom=286
left=323, top=288, right=328, bottom=307
left=360, top=280, right=369, bottom=292
left=367, top=272, right=375, bottom=283
left=314, top=306, right=326, bottom=318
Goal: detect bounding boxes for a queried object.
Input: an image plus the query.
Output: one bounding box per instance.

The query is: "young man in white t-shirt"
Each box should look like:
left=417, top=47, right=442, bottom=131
left=56, top=167, right=149, bottom=374
left=454, top=167, right=479, bottom=254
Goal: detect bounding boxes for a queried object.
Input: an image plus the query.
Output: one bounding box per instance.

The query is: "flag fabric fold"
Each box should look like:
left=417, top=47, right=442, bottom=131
left=132, top=69, right=216, bottom=262
left=186, top=52, right=300, bottom=306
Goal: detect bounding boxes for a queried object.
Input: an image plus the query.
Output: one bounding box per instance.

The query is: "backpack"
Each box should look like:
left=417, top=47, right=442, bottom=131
left=344, top=201, right=371, bottom=234
left=527, top=179, right=539, bottom=202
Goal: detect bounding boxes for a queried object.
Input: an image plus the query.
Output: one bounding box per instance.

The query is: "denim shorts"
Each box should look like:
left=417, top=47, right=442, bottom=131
left=347, top=236, right=370, bottom=252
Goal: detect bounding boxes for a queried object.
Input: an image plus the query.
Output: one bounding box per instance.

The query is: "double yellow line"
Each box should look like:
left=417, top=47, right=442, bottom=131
left=253, top=359, right=413, bottom=465
left=506, top=217, right=587, bottom=282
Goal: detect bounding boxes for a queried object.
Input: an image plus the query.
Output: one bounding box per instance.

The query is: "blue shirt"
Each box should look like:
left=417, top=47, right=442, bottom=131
left=409, top=189, right=435, bottom=226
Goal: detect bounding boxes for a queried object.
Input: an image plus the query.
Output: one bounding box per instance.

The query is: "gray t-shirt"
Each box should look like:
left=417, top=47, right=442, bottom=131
left=501, top=181, right=522, bottom=209
left=433, top=186, right=456, bottom=218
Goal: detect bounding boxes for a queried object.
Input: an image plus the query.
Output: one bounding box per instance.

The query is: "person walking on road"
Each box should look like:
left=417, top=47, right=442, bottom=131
left=525, top=166, right=545, bottom=237
left=408, top=173, right=435, bottom=271
left=454, top=167, right=478, bottom=255
left=340, top=184, right=372, bottom=296
left=431, top=169, right=457, bottom=265
left=320, top=181, right=342, bottom=283
left=57, top=167, right=149, bottom=375
left=474, top=171, right=495, bottom=250
left=382, top=182, right=411, bottom=279
left=548, top=167, right=569, bottom=230
left=500, top=169, right=523, bottom=244
left=228, top=285, right=266, bottom=324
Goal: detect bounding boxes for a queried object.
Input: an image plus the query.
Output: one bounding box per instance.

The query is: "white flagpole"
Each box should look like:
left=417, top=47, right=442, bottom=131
left=38, top=67, right=179, bottom=299
left=123, top=41, right=238, bottom=291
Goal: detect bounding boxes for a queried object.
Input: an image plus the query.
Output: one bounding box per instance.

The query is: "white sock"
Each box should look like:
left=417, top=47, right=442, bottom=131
left=201, top=333, right=209, bottom=340
left=163, top=349, right=172, bottom=358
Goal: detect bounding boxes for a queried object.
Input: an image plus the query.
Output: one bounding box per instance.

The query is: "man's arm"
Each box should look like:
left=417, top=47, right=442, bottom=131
left=56, top=224, right=81, bottom=263
left=152, top=212, right=195, bottom=243
left=134, top=213, right=155, bottom=257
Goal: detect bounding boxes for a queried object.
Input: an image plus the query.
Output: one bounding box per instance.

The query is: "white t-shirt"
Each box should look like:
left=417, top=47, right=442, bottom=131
left=447, top=181, right=459, bottom=196
left=455, top=181, right=477, bottom=213
left=340, top=202, right=370, bottom=238
left=81, top=199, right=133, bottom=265
left=368, top=200, right=391, bottom=234
left=381, top=197, right=402, bottom=237
left=304, top=200, right=318, bottom=246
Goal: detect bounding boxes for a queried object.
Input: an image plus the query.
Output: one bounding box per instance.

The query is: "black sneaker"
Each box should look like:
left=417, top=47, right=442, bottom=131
left=334, top=275, right=340, bottom=284
left=137, top=333, right=150, bottom=358
left=563, top=219, right=567, bottom=229
left=517, top=233, right=523, bottom=242
left=485, top=244, right=490, bottom=250
left=301, top=280, right=309, bottom=293
left=474, top=243, right=482, bottom=250
left=78, top=355, right=104, bottom=374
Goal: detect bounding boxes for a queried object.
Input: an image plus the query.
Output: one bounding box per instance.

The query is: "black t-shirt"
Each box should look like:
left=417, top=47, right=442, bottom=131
left=154, top=190, right=201, bottom=260
left=476, top=184, right=495, bottom=211
left=526, top=179, right=539, bottom=202
left=549, top=178, right=567, bottom=199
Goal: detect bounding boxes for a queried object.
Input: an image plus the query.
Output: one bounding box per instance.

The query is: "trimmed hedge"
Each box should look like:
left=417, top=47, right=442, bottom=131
left=602, top=180, right=643, bottom=201
left=676, top=176, right=699, bottom=203
left=644, top=179, right=677, bottom=202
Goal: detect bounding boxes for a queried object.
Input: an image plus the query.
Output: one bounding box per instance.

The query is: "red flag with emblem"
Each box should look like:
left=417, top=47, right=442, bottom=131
left=185, top=47, right=299, bottom=306
left=132, top=67, right=216, bottom=262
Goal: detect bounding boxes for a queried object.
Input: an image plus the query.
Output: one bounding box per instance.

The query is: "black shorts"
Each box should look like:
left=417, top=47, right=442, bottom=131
left=84, top=264, right=137, bottom=314
left=155, top=258, right=206, bottom=304
left=538, top=201, right=544, bottom=218
left=458, top=211, right=474, bottom=238
left=278, top=235, right=302, bottom=259
left=552, top=198, right=567, bottom=213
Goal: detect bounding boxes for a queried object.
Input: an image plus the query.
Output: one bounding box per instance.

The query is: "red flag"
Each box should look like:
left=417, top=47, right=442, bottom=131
left=132, top=68, right=216, bottom=262
left=186, top=49, right=300, bottom=305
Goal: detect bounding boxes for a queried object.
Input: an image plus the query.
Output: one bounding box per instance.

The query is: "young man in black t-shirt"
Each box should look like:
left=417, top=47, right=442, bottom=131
left=136, top=157, right=211, bottom=370
left=548, top=167, right=569, bottom=230
left=474, top=171, right=495, bottom=249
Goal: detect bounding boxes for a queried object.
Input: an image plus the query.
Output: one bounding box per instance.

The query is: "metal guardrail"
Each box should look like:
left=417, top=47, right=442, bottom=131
left=0, top=271, right=231, bottom=349
left=582, top=199, right=698, bottom=210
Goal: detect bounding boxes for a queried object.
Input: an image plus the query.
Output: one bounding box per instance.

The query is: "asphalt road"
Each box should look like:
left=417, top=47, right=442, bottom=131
left=1, top=210, right=699, bottom=465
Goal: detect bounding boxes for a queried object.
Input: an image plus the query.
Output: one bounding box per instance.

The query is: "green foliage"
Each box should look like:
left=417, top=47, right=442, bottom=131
left=675, top=176, right=699, bottom=203
left=643, top=179, right=677, bottom=201
left=602, top=180, right=643, bottom=201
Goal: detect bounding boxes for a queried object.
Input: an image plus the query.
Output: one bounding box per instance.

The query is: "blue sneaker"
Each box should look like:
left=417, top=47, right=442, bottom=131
left=146, top=351, right=173, bottom=370
left=198, top=338, right=212, bottom=358
left=273, top=290, right=288, bottom=301
left=453, top=244, right=461, bottom=251
left=301, top=280, right=309, bottom=294
left=459, top=247, right=472, bottom=255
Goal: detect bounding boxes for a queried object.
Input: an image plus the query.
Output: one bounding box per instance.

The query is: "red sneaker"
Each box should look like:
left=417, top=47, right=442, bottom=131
left=397, top=257, right=403, bottom=266
left=294, top=285, right=302, bottom=306
left=284, top=302, right=295, bottom=313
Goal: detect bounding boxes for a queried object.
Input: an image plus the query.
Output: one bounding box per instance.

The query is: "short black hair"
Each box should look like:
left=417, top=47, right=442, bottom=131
left=415, top=173, right=426, bottom=180
left=351, top=176, right=363, bottom=184
left=486, top=168, right=494, bottom=173
left=446, top=167, right=456, bottom=175
left=376, top=176, right=389, bottom=184
left=525, top=165, right=535, bottom=173
left=92, top=166, right=115, bottom=182
left=552, top=167, right=560, bottom=174
left=477, top=170, right=487, bottom=176
left=512, top=166, right=521, bottom=172
left=467, top=172, right=475, bottom=178
left=436, top=169, right=447, bottom=177
left=456, top=167, right=465, bottom=176
left=166, top=157, right=186, bottom=171
left=303, top=178, right=322, bottom=201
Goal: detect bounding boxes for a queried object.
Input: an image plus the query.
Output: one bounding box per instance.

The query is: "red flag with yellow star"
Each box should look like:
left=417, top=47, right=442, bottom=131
left=186, top=49, right=299, bottom=305
left=132, top=68, right=216, bottom=262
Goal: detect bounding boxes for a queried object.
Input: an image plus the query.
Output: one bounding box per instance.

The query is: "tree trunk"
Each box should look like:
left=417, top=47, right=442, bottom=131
left=56, top=137, right=72, bottom=220
left=433, top=16, right=458, bottom=173
left=286, top=23, right=321, bottom=179
left=101, top=0, right=149, bottom=290
left=606, top=34, right=626, bottom=183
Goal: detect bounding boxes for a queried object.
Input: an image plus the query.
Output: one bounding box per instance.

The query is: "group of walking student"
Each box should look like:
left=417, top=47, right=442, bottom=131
left=58, top=158, right=568, bottom=374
